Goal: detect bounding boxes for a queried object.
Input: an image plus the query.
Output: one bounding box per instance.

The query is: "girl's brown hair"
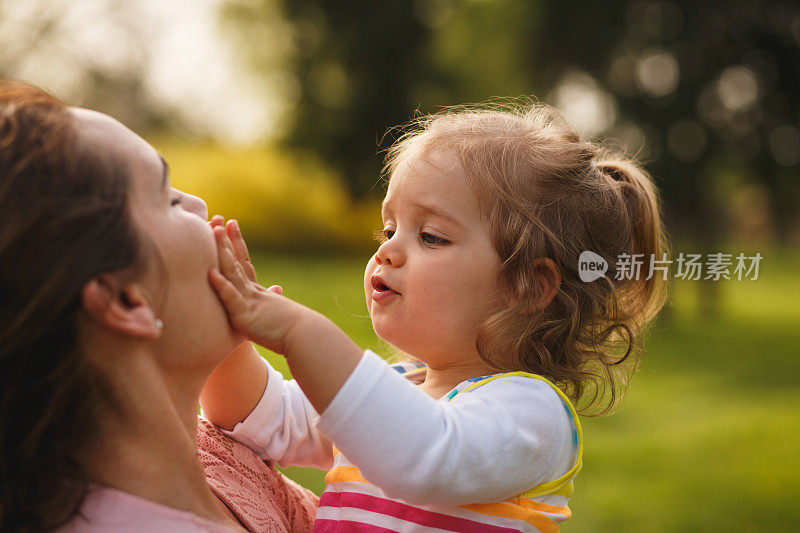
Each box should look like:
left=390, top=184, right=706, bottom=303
left=0, top=81, right=144, bottom=530
left=385, top=103, right=670, bottom=414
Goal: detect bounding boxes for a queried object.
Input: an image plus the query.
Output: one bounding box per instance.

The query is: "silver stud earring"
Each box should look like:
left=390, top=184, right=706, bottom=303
left=154, top=319, right=164, bottom=329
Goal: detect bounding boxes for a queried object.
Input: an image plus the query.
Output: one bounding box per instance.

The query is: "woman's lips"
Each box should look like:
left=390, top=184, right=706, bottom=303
left=370, top=275, right=399, bottom=303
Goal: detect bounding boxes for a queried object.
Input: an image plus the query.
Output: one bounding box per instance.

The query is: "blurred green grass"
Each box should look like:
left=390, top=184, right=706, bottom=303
left=248, top=247, right=800, bottom=532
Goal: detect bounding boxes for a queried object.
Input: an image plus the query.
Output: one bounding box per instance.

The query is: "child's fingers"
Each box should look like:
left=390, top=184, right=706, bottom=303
left=226, top=219, right=257, bottom=282
left=214, top=227, right=250, bottom=294
left=208, top=269, right=248, bottom=316
left=227, top=219, right=250, bottom=260
left=209, top=215, right=225, bottom=228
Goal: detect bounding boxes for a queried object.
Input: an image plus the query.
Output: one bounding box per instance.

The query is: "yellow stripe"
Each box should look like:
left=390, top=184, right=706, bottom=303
left=543, top=481, right=574, bottom=499
left=455, top=372, right=584, bottom=498
left=461, top=501, right=560, bottom=533
left=401, top=367, right=427, bottom=379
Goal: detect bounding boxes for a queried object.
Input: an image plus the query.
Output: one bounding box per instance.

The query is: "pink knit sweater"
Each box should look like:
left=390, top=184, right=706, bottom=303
left=58, top=418, right=318, bottom=532
left=198, top=417, right=318, bottom=531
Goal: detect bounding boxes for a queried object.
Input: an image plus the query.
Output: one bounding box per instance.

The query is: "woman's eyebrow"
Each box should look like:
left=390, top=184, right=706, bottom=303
left=159, top=155, right=170, bottom=188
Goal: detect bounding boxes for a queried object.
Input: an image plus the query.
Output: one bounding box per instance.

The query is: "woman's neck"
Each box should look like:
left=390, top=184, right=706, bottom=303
left=83, top=347, right=241, bottom=529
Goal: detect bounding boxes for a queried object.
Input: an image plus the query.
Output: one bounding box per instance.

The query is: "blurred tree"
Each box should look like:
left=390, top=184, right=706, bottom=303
left=535, top=0, right=800, bottom=318
left=536, top=0, right=800, bottom=248
left=411, top=0, right=538, bottom=108
left=222, top=0, right=540, bottom=197
left=0, top=0, right=170, bottom=133
left=224, top=0, right=431, bottom=197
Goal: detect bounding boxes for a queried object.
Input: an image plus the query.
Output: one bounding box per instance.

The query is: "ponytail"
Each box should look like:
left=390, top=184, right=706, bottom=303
left=596, top=158, right=670, bottom=326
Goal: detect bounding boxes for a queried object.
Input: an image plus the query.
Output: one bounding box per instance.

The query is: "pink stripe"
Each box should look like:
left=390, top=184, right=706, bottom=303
left=316, top=491, right=520, bottom=532
left=313, top=519, right=397, bottom=532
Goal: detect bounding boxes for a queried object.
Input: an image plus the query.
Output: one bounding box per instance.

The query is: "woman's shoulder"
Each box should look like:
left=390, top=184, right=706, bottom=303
left=197, top=417, right=318, bottom=533
left=56, top=485, right=235, bottom=533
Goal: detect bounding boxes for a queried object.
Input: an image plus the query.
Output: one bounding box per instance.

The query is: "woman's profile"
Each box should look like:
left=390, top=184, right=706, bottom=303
left=0, top=80, right=317, bottom=532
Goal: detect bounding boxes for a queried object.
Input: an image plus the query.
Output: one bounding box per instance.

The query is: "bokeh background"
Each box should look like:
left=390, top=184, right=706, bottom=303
left=2, top=0, right=798, bottom=530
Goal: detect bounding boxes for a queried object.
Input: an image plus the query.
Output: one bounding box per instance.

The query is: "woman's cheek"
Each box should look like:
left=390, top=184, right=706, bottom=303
left=187, top=216, right=218, bottom=267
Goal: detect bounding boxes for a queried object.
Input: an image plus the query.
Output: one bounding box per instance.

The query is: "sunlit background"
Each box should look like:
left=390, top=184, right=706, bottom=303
left=2, top=0, right=798, bottom=531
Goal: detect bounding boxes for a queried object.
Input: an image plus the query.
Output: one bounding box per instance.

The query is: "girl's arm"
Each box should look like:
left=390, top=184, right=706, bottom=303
left=200, top=341, right=267, bottom=431
left=199, top=220, right=334, bottom=468
left=218, top=353, right=334, bottom=469
left=208, top=227, right=577, bottom=505
left=315, top=353, right=578, bottom=505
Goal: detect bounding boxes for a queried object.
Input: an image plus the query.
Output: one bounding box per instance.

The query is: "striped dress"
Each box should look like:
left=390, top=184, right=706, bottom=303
left=313, top=362, right=583, bottom=533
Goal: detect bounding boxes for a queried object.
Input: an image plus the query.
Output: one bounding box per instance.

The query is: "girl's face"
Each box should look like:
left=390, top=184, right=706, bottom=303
left=364, top=151, right=505, bottom=366
left=72, top=108, right=240, bottom=371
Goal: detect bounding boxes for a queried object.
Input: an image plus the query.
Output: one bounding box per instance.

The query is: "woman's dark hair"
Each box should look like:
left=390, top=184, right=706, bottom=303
left=0, top=81, right=144, bottom=531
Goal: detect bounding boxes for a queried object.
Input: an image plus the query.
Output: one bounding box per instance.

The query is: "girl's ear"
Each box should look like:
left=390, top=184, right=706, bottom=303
left=526, top=258, right=561, bottom=313
left=81, top=275, right=162, bottom=340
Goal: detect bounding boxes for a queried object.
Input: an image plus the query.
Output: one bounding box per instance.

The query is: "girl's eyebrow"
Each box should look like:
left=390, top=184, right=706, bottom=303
left=382, top=200, right=463, bottom=228
left=412, top=202, right=462, bottom=226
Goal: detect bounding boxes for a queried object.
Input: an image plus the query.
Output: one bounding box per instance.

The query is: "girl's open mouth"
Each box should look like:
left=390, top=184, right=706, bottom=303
left=370, top=275, right=399, bottom=302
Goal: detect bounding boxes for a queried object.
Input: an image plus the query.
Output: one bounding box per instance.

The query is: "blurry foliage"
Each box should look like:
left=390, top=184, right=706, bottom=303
left=223, top=0, right=800, bottom=248
left=413, top=0, right=538, bottom=106
left=223, top=0, right=430, bottom=197
left=534, top=0, right=800, bottom=317
left=0, top=0, right=169, bottom=133
left=536, top=0, right=800, bottom=246
left=222, top=0, right=541, bottom=198
left=154, top=140, right=381, bottom=254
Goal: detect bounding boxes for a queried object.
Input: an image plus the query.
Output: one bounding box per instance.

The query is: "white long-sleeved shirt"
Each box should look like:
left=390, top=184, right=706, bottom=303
left=228, top=350, right=581, bottom=531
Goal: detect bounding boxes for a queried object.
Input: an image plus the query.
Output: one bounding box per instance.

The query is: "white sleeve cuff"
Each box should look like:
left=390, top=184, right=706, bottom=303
left=223, top=357, right=294, bottom=452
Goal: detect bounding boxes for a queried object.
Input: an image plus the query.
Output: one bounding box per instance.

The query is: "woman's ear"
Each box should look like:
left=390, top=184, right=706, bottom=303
left=81, top=275, right=162, bottom=340
left=526, top=258, right=561, bottom=313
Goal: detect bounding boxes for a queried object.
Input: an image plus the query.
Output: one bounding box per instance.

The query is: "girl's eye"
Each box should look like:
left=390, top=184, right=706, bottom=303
left=373, top=228, right=395, bottom=243
left=170, top=198, right=182, bottom=206
left=420, top=232, right=448, bottom=246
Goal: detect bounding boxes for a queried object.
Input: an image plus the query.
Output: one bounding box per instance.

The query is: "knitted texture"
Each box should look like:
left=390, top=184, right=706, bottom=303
left=198, top=418, right=318, bottom=532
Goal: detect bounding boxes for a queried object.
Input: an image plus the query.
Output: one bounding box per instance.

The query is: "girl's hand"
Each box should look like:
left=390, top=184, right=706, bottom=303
left=209, top=217, right=363, bottom=413
left=209, top=219, right=295, bottom=353
left=209, top=216, right=279, bottom=291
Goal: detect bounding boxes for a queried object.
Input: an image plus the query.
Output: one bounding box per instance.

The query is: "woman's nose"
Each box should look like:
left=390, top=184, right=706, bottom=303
left=181, top=192, right=208, bottom=220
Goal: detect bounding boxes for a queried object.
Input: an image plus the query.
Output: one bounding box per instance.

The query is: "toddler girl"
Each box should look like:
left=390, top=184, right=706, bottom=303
left=201, top=103, right=669, bottom=532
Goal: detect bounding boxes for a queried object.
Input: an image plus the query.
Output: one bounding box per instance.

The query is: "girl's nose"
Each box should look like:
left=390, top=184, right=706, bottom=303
left=375, top=238, right=404, bottom=267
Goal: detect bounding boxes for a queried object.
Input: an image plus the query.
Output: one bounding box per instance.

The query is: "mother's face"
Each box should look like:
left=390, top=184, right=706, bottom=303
left=71, top=108, right=240, bottom=368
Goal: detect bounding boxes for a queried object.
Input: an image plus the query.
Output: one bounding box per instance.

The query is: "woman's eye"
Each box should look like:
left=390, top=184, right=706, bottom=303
left=420, top=232, right=448, bottom=246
